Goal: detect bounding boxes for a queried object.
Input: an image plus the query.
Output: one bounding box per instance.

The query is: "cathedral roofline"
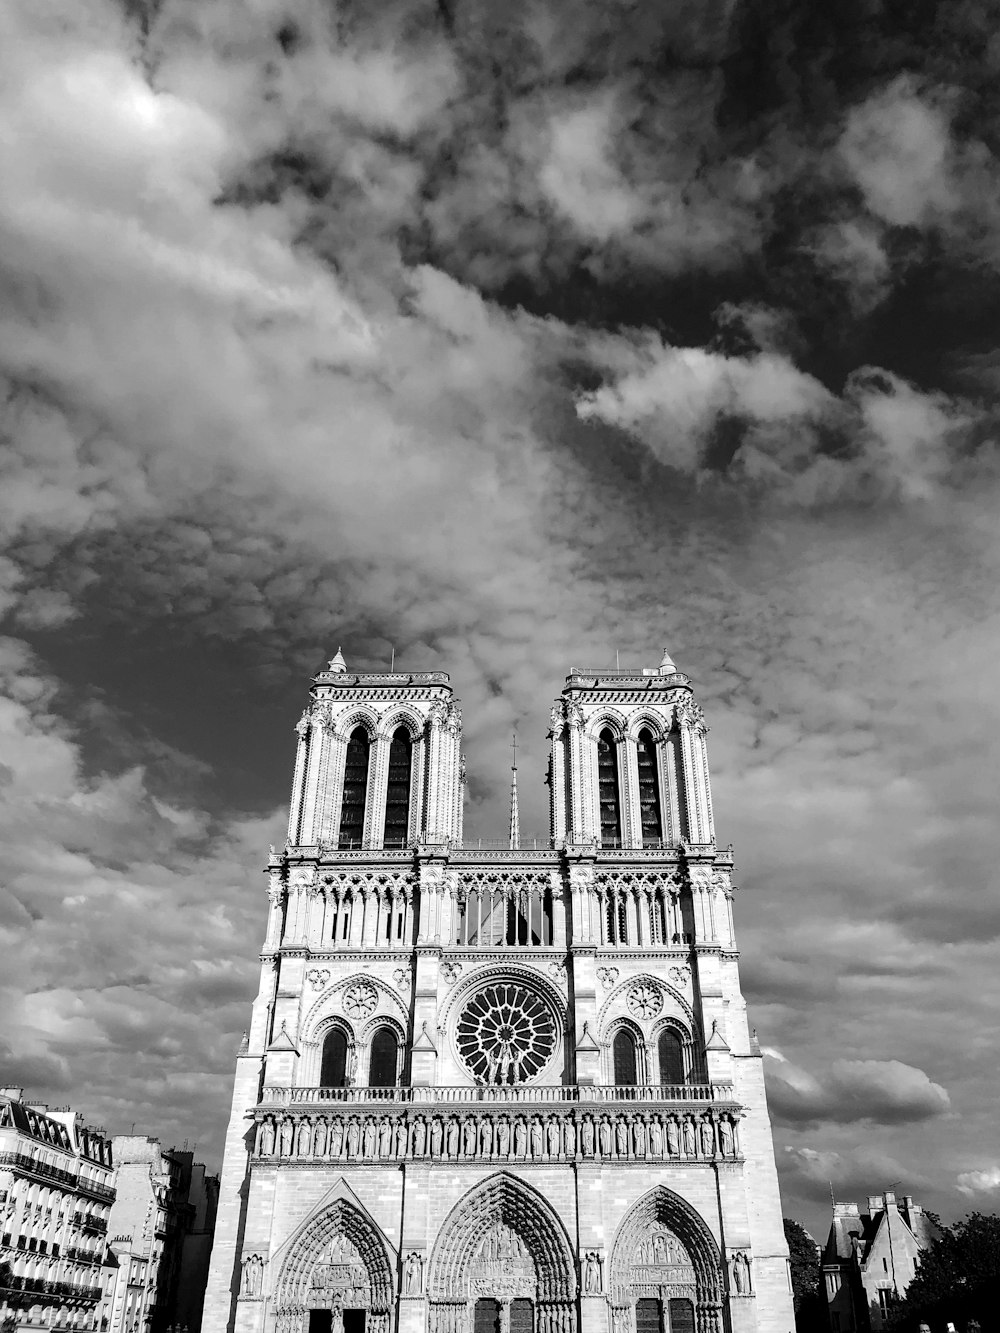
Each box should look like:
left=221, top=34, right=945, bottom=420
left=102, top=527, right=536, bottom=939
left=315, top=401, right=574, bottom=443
left=312, top=669, right=453, bottom=690
left=562, top=670, right=692, bottom=693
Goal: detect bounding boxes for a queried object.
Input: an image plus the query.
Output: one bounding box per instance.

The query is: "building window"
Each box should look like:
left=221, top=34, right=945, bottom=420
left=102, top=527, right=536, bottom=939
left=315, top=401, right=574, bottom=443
left=339, top=727, right=370, bottom=849
left=613, top=1029, right=638, bottom=1086
left=368, top=1027, right=399, bottom=1088
left=658, top=1029, right=685, bottom=1085
left=382, top=727, right=412, bottom=848
left=636, top=729, right=663, bottom=845
left=320, top=1029, right=349, bottom=1087
left=598, top=729, right=622, bottom=847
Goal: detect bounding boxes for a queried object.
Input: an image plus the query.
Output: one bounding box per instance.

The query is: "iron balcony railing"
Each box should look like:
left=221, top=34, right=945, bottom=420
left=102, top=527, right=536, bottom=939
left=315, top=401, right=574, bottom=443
left=260, top=1083, right=732, bottom=1107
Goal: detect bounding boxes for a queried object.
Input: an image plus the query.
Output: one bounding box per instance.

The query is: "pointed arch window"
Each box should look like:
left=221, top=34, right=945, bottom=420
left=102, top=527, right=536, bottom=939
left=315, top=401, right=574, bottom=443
left=636, top=728, right=663, bottom=846
left=339, top=727, right=370, bottom=849
left=598, top=729, right=622, bottom=847
left=320, top=1029, right=348, bottom=1087
left=368, top=1026, right=399, bottom=1087
left=658, top=1029, right=685, bottom=1085
left=613, top=1029, right=638, bottom=1086
left=382, top=727, right=412, bottom=848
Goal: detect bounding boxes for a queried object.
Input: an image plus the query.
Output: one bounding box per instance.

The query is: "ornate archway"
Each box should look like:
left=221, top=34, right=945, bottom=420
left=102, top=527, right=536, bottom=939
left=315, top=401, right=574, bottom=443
left=608, top=1187, right=723, bottom=1333
left=428, top=1173, right=577, bottom=1333
left=274, top=1196, right=395, bottom=1333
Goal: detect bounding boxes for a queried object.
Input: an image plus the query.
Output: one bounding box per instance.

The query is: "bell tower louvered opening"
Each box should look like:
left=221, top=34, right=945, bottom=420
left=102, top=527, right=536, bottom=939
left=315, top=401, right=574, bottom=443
left=598, top=729, right=622, bottom=848
left=339, top=726, right=370, bottom=849
left=382, top=726, right=412, bottom=848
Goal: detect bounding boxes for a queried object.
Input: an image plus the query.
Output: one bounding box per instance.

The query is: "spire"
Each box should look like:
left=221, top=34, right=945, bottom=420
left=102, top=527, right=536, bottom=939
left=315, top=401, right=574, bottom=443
left=659, top=647, right=676, bottom=674
left=328, top=646, right=347, bottom=672
left=508, top=732, right=520, bottom=850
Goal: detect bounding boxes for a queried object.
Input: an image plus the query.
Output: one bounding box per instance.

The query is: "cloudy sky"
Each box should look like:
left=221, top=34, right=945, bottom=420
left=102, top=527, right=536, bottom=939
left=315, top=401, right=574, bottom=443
left=2, top=0, right=1000, bottom=1240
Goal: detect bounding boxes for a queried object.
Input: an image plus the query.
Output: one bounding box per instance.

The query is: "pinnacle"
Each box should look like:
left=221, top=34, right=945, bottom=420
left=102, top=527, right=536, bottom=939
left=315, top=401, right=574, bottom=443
left=659, top=647, right=677, bottom=674
left=328, top=646, right=347, bottom=672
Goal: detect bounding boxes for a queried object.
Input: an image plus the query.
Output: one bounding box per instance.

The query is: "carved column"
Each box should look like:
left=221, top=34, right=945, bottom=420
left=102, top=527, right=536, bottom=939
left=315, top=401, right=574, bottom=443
left=298, top=715, right=328, bottom=845
left=286, top=715, right=310, bottom=845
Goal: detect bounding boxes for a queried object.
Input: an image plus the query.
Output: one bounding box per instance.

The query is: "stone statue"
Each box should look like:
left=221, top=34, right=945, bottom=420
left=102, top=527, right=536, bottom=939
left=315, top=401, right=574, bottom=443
left=583, top=1252, right=601, bottom=1294
left=404, top=1252, right=422, bottom=1295
left=241, top=1253, right=263, bottom=1297
left=279, top=1119, right=293, bottom=1156
left=464, top=1119, right=477, bottom=1155
left=719, top=1118, right=734, bottom=1157
left=379, top=1118, right=392, bottom=1156
left=649, top=1118, right=663, bottom=1157
left=412, top=1117, right=427, bottom=1156
left=363, top=1119, right=377, bottom=1159
left=599, top=1117, right=612, bottom=1157
left=547, top=1118, right=560, bottom=1156
left=682, top=1118, right=695, bottom=1156
left=313, top=1120, right=327, bottom=1157
left=261, top=1120, right=275, bottom=1156
left=732, top=1252, right=751, bottom=1295
left=582, top=1117, right=594, bottom=1156
left=632, top=1118, right=646, bottom=1156
left=497, top=1118, right=510, bottom=1156
left=515, top=1118, right=527, bottom=1156
left=563, top=1119, right=577, bottom=1156
left=330, top=1120, right=344, bottom=1157
left=297, top=1121, right=311, bottom=1156
left=615, top=1118, right=628, bottom=1156
left=394, top=1119, right=407, bottom=1156
left=480, top=1118, right=493, bottom=1156
left=347, top=1119, right=360, bottom=1157
left=531, top=1118, right=544, bottom=1158
left=447, top=1118, right=460, bottom=1157
left=666, top=1118, right=679, bottom=1157
left=430, top=1117, right=443, bottom=1157
left=700, top=1119, right=714, bottom=1157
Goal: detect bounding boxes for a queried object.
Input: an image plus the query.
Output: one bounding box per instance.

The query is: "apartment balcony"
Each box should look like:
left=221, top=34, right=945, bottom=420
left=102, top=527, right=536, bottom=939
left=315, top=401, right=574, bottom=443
left=0, top=1151, right=77, bottom=1191
left=0, top=1273, right=102, bottom=1303
left=71, top=1213, right=108, bottom=1235
left=76, top=1177, right=116, bottom=1204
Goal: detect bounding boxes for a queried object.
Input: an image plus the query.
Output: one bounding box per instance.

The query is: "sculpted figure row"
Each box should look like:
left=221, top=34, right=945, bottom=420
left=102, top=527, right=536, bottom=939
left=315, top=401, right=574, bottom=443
left=254, top=1109, right=740, bottom=1162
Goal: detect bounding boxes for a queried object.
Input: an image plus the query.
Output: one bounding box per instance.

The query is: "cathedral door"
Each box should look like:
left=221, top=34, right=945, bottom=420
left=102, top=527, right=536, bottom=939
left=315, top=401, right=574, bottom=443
left=309, top=1314, right=333, bottom=1333
left=474, top=1299, right=501, bottom=1333
left=343, top=1311, right=366, bottom=1333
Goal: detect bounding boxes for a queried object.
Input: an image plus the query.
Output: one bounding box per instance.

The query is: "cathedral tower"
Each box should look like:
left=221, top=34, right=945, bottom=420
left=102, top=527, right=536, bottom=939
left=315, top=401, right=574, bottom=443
left=204, top=652, right=793, bottom=1333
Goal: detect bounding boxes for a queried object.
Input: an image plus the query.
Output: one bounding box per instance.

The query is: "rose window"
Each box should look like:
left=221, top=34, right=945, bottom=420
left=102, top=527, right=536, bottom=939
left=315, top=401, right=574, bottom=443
left=343, top=982, right=377, bottom=1019
left=627, top=981, right=662, bottom=1019
left=456, top=983, right=556, bottom=1084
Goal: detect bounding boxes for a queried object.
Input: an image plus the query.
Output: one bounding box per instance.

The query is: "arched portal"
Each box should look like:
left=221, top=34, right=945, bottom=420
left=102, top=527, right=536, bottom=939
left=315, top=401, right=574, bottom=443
left=275, top=1196, right=395, bottom=1333
left=428, top=1173, right=577, bottom=1333
left=608, top=1187, right=723, bottom=1333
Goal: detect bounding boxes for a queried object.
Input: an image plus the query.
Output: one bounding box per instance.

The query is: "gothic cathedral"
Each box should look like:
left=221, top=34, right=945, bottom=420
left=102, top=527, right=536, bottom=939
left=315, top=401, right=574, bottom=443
left=203, top=651, right=794, bottom=1333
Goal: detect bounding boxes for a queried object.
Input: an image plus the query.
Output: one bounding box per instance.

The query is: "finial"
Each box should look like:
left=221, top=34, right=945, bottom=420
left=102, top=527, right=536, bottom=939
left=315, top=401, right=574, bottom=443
left=659, top=647, right=676, bottom=674
left=328, top=647, right=347, bottom=672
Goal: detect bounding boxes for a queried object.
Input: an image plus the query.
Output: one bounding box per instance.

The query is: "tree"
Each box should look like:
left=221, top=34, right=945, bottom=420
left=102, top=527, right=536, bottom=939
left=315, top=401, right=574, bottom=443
left=783, top=1217, right=825, bottom=1331
left=889, top=1212, right=1000, bottom=1330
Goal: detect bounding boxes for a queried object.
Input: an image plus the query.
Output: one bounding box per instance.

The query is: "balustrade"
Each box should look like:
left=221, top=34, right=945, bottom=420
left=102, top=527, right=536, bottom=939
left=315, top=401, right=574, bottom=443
left=261, top=1082, right=728, bottom=1106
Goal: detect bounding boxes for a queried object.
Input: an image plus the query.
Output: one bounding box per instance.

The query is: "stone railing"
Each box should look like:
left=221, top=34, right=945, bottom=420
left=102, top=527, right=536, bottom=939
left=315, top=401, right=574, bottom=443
left=261, top=1083, right=728, bottom=1106
left=251, top=1099, right=741, bottom=1167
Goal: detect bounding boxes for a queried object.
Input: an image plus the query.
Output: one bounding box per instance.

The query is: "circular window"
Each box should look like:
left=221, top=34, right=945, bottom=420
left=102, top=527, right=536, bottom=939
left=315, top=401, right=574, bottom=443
left=456, top=982, right=556, bottom=1084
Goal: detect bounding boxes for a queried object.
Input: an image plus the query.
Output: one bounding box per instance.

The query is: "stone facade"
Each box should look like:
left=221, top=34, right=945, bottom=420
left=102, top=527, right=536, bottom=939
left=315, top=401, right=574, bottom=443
left=203, top=653, right=794, bottom=1333
left=0, top=1087, right=115, bottom=1331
